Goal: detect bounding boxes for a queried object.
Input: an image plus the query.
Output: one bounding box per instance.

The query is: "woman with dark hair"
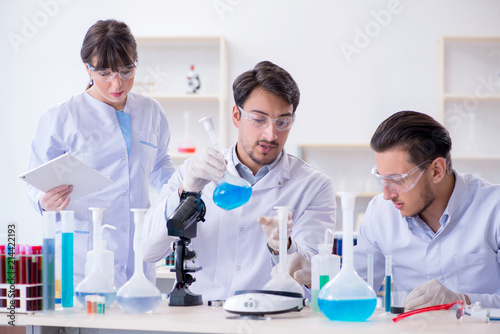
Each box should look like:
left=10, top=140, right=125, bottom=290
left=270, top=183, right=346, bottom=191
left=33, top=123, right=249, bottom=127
left=28, top=19, right=176, bottom=289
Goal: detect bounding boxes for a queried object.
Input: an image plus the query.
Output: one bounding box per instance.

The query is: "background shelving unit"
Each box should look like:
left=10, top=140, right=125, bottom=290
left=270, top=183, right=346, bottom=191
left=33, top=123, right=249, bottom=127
left=134, top=36, right=228, bottom=166
left=438, top=36, right=500, bottom=184
left=297, top=144, right=380, bottom=232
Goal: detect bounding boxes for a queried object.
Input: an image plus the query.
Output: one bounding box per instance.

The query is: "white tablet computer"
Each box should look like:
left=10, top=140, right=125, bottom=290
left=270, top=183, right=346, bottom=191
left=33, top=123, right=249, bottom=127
left=19, top=153, right=113, bottom=201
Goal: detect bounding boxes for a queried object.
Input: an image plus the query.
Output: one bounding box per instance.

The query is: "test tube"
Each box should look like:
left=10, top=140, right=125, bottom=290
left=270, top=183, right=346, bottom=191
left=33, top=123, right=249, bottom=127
left=6, top=245, right=14, bottom=285
left=61, top=211, right=74, bottom=308
left=19, top=245, right=27, bottom=284
left=367, top=253, right=374, bottom=290
left=43, top=211, right=56, bottom=311
left=385, top=255, right=392, bottom=313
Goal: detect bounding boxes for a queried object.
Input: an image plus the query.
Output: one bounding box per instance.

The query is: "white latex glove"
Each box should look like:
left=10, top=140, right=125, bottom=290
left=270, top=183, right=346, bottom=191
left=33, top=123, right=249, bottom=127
left=257, top=212, right=292, bottom=252
left=405, top=279, right=467, bottom=310
left=182, top=147, right=226, bottom=192
left=271, top=252, right=312, bottom=287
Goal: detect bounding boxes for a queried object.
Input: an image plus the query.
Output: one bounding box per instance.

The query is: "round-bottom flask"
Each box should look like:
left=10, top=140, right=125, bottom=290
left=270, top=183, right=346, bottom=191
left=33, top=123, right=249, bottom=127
left=199, top=115, right=252, bottom=211
left=213, top=174, right=252, bottom=211
left=116, top=209, right=161, bottom=313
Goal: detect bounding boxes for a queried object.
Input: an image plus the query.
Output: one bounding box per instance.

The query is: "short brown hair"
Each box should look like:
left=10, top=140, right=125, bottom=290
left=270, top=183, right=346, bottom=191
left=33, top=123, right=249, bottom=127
left=371, top=111, right=453, bottom=174
left=232, top=61, right=300, bottom=113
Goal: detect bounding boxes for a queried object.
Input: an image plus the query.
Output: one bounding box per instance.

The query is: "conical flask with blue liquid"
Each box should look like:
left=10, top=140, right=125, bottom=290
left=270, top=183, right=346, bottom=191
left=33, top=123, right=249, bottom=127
left=199, top=116, right=252, bottom=210
left=318, top=192, right=377, bottom=321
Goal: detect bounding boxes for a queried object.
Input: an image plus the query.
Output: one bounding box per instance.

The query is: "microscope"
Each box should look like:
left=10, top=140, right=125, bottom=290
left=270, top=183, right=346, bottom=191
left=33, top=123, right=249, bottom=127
left=167, top=191, right=206, bottom=306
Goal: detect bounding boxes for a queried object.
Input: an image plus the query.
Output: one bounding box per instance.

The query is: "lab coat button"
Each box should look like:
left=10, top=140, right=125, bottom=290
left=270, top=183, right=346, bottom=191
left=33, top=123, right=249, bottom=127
left=122, top=191, right=128, bottom=196
left=123, top=156, right=127, bottom=160
left=120, top=265, right=125, bottom=271
left=239, top=227, right=244, bottom=232
left=122, top=227, right=127, bottom=233
left=236, top=266, right=241, bottom=271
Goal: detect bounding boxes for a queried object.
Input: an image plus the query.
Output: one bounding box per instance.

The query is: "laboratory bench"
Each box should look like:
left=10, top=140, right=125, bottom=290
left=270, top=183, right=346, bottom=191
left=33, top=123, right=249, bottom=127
left=1, top=302, right=499, bottom=334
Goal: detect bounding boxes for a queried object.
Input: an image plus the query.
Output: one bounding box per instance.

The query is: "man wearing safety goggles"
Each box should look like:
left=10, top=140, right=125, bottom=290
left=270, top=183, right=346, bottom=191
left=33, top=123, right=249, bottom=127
left=353, top=110, right=500, bottom=310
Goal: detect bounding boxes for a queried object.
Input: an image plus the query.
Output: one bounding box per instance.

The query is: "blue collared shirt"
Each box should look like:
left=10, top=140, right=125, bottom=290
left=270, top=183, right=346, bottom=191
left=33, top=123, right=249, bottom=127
left=232, top=146, right=283, bottom=185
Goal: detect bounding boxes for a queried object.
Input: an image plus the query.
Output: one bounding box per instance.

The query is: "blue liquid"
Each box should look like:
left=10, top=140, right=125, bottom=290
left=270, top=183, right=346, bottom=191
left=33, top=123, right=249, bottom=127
left=116, top=295, right=162, bottom=313
left=75, top=291, right=117, bottom=307
left=62, top=233, right=73, bottom=307
left=42, top=238, right=55, bottom=311
left=318, top=298, right=377, bottom=321
left=385, top=275, right=391, bottom=312
left=213, top=182, right=252, bottom=210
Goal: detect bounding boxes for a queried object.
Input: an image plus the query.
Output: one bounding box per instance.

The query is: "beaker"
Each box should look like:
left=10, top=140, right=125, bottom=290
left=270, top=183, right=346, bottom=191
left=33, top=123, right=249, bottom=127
left=116, top=209, right=162, bottom=313
left=262, top=206, right=304, bottom=296
left=75, top=208, right=117, bottom=307
left=318, top=192, right=377, bottom=321
left=199, top=116, right=252, bottom=210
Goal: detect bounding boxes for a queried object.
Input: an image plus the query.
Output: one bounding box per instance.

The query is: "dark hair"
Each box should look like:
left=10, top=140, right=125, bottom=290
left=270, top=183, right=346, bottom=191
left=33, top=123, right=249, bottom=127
left=232, top=61, right=300, bottom=112
left=81, top=19, right=137, bottom=88
left=370, top=111, right=453, bottom=174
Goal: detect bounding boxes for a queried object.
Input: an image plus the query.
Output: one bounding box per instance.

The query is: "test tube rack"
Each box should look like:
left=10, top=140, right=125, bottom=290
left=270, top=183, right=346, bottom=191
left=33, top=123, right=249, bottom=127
left=0, top=283, right=43, bottom=313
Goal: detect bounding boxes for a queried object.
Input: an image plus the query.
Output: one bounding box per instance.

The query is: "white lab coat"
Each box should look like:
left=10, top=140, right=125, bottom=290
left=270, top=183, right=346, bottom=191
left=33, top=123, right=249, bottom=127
left=354, top=171, right=500, bottom=307
left=28, top=91, right=176, bottom=288
left=143, top=147, right=336, bottom=301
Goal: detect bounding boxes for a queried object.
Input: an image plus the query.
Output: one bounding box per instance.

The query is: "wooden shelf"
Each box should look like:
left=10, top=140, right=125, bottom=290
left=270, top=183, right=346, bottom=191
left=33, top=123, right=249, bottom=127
left=135, top=35, right=228, bottom=164
left=443, top=94, right=500, bottom=101
left=149, top=94, right=220, bottom=101
left=135, top=36, right=223, bottom=43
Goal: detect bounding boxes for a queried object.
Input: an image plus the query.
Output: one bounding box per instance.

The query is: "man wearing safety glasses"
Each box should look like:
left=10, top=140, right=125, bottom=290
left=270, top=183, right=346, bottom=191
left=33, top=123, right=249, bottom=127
left=354, top=110, right=500, bottom=310
left=143, top=61, right=336, bottom=300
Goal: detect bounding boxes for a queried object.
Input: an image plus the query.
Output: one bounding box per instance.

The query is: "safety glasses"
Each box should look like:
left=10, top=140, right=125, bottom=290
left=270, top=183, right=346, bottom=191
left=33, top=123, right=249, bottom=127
left=238, top=106, right=295, bottom=132
left=87, top=62, right=137, bottom=82
left=371, top=160, right=430, bottom=194
left=392, top=300, right=465, bottom=323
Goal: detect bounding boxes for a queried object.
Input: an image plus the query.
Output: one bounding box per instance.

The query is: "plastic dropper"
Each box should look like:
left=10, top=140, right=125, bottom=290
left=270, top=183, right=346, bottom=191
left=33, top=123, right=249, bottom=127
left=262, top=206, right=303, bottom=295
left=117, top=209, right=161, bottom=313
left=199, top=116, right=252, bottom=210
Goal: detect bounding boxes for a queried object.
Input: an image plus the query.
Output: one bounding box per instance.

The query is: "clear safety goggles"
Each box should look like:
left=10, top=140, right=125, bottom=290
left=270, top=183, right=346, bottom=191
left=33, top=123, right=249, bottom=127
left=238, top=106, right=295, bottom=132
left=371, top=160, right=430, bottom=194
left=87, top=62, right=137, bottom=82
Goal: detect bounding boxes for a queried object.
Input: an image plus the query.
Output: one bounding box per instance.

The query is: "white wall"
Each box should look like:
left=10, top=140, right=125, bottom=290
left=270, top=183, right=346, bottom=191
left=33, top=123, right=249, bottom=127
left=1, top=0, right=499, bottom=244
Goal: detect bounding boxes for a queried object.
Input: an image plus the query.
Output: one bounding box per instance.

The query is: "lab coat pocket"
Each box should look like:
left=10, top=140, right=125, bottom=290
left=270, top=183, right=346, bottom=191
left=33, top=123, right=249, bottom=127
left=454, top=249, right=500, bottom=293
left=138, top=131, right=158, bottom=174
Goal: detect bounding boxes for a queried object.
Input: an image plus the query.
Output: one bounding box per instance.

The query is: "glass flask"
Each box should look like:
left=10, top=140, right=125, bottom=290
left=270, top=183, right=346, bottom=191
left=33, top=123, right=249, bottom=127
left=262, top=206, right=304, bottom=296
left=75, top=208, right=117, bottom=307
left=116, top=209, right=162, bottom=313
left=318, top=192, right=377, bottom=321
left=199, top=116, right=252, bottom=210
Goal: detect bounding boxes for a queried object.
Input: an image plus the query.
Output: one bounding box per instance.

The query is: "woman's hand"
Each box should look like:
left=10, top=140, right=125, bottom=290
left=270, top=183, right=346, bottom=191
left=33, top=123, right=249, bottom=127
left=40, top=184, right=73, bottom=212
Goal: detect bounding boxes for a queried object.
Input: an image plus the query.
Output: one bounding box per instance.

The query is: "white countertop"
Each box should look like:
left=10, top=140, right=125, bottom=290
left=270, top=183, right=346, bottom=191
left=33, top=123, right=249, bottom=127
left=2, top=302, right=499, bottom=334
